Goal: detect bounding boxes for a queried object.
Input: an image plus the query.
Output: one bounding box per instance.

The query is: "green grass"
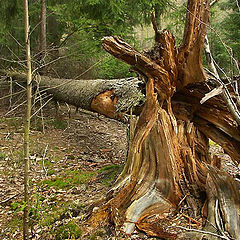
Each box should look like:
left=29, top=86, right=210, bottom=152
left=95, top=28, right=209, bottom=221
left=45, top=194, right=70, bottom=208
left=41, top=178, right=69, bottom=189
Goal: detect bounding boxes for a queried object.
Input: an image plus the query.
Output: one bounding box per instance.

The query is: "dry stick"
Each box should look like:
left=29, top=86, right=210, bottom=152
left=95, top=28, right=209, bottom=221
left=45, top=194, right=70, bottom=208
left=14, top=81, right=27, bottom=90
left=0, top=58, right=27, bottom=69
left=204, top=35, right=240, bottom=124
left=173, top=226, right=231, bottom=240
left=36, top=77, right=46, bottom=133
left=30, top=96, right=53, bottom=119
left=42, top=144, right=48, bottom=177
left=9, top=77, right=13, bottom=109
left=5, top=99, right=27, bottom=116
left=7, top=31, right=25, bottom=48
left=0, top=192, right=22, bottom=205
left=31, top=76, right=47, bottom=132
left=6, top=44, right=25, bottom=64
left=31, top=91, right=48, bottom=109
left=0, top=89, right=26, bottom=101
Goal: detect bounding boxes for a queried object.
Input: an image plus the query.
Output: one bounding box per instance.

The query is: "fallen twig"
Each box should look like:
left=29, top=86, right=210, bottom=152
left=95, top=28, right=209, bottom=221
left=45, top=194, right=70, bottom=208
left=173, top=225, right=232, bottom=240
left=0, top=192, right=22, bottom=205
left=42, top=144, right=49, bottom=177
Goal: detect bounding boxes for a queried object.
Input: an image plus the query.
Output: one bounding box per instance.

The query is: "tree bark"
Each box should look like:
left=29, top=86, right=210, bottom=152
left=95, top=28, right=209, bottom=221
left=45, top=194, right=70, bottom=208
left=37, top=76, right=145, bottom=119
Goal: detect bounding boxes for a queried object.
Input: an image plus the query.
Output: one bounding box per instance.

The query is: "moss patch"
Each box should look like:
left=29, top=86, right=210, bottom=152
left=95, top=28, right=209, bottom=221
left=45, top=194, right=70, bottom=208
left=55, top=220, right=82, bottom=240
left=40, top=169, right=96, bottom=190
left=98, top=164, right=122, bottom=186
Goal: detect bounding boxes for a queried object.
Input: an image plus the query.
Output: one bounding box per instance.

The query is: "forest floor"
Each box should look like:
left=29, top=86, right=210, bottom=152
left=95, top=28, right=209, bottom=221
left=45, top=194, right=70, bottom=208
left=0, top=98, right=239, bottom=240
left=0, top=101, right=133, bottom=240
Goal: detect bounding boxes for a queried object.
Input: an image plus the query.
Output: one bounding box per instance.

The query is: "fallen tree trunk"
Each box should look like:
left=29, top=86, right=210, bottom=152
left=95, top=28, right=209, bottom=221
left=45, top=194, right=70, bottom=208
left=1, top=71, right=145, bottom=120
left=37, top=76, right=145, bottom=119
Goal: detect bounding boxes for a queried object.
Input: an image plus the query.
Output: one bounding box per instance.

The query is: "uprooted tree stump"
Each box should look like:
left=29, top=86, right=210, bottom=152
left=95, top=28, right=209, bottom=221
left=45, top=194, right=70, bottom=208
left=86, top=0, right=240, bottom=239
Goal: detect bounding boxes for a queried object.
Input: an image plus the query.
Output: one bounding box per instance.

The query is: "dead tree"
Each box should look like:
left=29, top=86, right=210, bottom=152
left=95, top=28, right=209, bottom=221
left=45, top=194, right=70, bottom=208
left=86, top=0, right=240, bottom=239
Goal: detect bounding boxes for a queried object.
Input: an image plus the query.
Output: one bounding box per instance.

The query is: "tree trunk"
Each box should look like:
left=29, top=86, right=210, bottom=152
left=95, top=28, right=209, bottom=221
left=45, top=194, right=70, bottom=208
left=40, top=0, right=46, bottom=55
left=87, top=0, right=240, bottom=239
left=23, top=0, right=32, bottom=239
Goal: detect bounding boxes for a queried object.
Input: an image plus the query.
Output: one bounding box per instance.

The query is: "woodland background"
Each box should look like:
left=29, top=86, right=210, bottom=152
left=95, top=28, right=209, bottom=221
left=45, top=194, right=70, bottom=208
left=1, top=0, right=239, bottom=79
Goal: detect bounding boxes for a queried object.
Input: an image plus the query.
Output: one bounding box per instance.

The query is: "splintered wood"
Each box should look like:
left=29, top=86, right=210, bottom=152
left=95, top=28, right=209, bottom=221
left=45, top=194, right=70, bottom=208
left=87, top=0, right=240, bottom=239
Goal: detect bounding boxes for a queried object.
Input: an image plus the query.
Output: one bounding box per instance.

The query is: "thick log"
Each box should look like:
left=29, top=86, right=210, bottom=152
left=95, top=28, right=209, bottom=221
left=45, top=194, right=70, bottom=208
left=1, top=71, right=145, bottom=120
left=37, top=76, right=145, bottom=119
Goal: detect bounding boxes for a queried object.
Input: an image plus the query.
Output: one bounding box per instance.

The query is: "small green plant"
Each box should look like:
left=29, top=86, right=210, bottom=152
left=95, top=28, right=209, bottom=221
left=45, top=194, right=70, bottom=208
left=40, top=170, right=96, bottom=189
left=11, top=201, right=26, bottom=214
left=51, top=118, right=67, bottom=130
left=0, top=152, right=6, bottom=159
